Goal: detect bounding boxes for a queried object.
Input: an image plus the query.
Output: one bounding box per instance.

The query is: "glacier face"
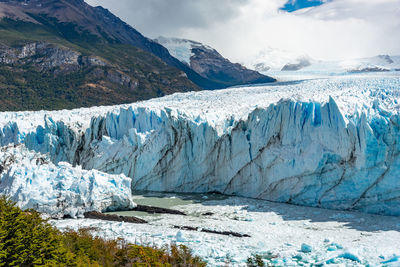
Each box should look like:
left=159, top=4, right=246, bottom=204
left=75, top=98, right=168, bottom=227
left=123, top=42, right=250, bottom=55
left=1, top=76, right=399, bottom=216
left=0, top=145, right=135, bottom=218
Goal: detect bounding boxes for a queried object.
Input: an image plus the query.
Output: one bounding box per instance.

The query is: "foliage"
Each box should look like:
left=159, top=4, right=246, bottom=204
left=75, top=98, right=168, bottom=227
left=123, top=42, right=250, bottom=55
left=63, top=229, right=206, bottom=267
left=0, top=197, right=73, bottom=266
left=0, top=197, right=207, bottom=266
left=247, top=254, right=266, bottom=267
left=167, top=244, right=207, bottom=266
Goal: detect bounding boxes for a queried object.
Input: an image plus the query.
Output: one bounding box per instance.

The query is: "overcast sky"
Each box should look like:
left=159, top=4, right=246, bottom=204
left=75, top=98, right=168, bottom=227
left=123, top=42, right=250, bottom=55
left=85, top=0, right=400, bottom=62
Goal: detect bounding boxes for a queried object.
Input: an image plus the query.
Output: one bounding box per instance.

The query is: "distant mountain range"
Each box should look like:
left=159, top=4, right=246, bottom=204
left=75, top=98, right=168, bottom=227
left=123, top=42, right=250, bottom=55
left=245, top=46, right=400, bottom=74
left=0, top=0, right=275, bottom=111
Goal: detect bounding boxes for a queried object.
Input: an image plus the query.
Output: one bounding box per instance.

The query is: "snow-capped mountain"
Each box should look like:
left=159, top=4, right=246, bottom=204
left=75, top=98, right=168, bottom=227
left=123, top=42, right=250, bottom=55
left=155, top=37, right=275, bottom=86
left=244, top=46, right=313, bottom=71
left=155, top=37, right=201, bottom=66
left=340, top=55, right=400, bottom=73
left=289, top=55, right=400, bottom=75
left=1, top=75, right=399, bottom=217
left=246, top=46, right=400, bottom=74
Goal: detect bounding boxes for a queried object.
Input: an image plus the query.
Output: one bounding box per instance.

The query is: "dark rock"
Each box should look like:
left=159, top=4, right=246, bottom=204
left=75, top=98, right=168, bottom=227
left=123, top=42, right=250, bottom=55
left=78, top=56, right=108, bottom=67
left=282, top=58, right=312, bottom=71
left=173, top=225, right=250, bottom=237
left=348, top=66, right=390, bottom=73
left=0, top=42, right=109, bottom=72
left=133, top=205, right=186, bottom=216
left=378, top=55, right=394, bottom=64
left=254, top=62, right=270, bottom=72
left=189, top=45, right=275, bottom=85
left=84, top=211, right=147, bottom=224
left=105, top=69, right=138, bottom=90
left=35, top=157, right=47, bottom=165
left=207, top=191, right=223, bottom=195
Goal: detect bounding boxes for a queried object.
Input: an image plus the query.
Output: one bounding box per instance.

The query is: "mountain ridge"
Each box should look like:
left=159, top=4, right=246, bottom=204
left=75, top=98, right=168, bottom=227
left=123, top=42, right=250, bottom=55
left=0, top=0, right=275, bottom=89
left=156, top=37, right=276, bottom=86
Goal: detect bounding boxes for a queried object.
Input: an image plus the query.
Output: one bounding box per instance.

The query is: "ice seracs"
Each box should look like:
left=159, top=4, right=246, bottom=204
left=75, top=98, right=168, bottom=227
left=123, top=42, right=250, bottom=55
left=0, top=76, right=399, bottom=216
left=0, top=145, right=135, bottom=218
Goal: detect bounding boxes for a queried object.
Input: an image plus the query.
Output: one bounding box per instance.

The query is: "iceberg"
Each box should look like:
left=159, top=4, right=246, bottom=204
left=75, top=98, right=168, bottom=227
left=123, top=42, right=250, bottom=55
left=0, top=76, right=399, bottom=216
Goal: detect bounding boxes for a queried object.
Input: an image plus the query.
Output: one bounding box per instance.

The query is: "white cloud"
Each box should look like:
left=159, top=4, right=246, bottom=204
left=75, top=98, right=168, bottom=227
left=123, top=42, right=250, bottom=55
left=85, top=0, right=246, bottom=36
left=85, top=0, right=400, bottom=62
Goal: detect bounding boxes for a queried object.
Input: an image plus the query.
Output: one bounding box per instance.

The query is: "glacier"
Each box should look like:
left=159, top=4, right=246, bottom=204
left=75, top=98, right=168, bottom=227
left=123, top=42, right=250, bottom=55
left=0, top=76, right=399, bottom=216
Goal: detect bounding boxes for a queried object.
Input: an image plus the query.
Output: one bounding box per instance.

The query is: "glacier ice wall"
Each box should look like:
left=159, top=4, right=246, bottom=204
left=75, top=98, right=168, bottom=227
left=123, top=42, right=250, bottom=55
left=0, top=145, right=135, bottom=218
left=1, top=78, right=399, bottom=216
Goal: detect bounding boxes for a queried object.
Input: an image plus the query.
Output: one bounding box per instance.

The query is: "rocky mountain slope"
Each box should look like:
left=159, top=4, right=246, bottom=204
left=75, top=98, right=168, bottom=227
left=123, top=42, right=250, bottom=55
left=0, top=0, right=203, bottom=111
left=0, top=0, right=274, bottom=111
left=156, top=37, right=275, bottom=86
left=0, top=0, right=272, bottom=98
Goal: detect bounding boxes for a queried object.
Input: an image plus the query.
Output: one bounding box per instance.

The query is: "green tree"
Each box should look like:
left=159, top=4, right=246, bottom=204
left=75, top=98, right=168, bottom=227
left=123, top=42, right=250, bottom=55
left=247, top=254, right=266, bottom=267
left=0, top=197, right=73, bottom=266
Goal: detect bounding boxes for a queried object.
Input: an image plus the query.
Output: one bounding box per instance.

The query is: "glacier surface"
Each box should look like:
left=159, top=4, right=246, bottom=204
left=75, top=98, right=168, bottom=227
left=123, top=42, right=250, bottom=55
left=1, top=76, right=399, bottom=216
left=0, top=145, right=135, bottom=218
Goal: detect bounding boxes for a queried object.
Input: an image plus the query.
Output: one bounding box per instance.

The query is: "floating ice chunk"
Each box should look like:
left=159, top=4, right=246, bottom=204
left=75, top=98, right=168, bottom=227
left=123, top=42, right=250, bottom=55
left=301, top=243, right=313, bottom=253
left=325, top=252, right=361, bottom=264
left=330, top=243, right=343, bottom=250
left=337, top=252, right=361, bottom=262
left=327, top=246, right=337, bottom=252
left=176, top=231, right=186, bottom=242
left=382, top=255, right=400, bottom=264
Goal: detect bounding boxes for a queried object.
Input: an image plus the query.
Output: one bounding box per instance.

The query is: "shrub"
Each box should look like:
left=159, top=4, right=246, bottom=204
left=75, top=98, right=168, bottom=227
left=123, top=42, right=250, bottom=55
left=247, top=254, right=266, bottom=267
left=0, top=197, right=73, bottom=266
left=0, top=197, right=206, bottom=266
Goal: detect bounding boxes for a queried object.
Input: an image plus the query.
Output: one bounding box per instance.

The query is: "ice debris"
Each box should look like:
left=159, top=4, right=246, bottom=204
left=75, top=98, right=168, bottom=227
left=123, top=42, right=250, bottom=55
left=0, top=145, right=135, bottom=218
left=301, top=243, right=313, bottom=253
